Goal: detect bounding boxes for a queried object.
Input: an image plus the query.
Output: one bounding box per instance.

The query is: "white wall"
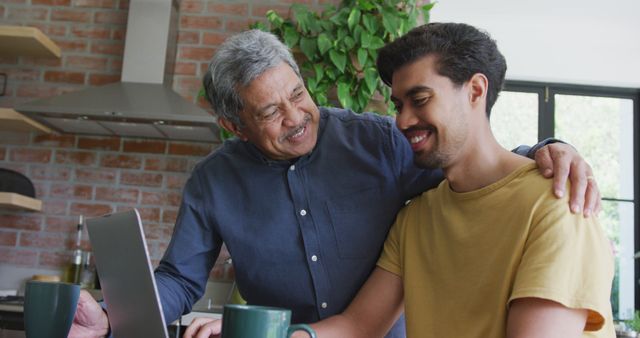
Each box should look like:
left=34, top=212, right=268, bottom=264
left=430, top=0, right=640, bottom=88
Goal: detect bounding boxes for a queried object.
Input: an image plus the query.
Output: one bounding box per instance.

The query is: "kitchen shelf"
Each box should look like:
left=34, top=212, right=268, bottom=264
left=0, top=25, right=61, bottom=59
left=0, top=108, right=52, bottom=134
left=0, top=192, right=42, bottom=212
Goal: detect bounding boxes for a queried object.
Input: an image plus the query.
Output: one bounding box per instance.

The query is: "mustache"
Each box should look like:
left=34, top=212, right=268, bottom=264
left=403, top=125, right=436, bottom=134
left=282, top=114, right=311, bottom=139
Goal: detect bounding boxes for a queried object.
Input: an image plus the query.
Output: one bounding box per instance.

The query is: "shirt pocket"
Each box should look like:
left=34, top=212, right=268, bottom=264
left=326, top=186, right=395, bottom=259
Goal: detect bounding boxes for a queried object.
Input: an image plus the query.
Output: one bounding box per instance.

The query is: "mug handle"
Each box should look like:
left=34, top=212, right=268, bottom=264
left=287, top=324, right=317, bottom=338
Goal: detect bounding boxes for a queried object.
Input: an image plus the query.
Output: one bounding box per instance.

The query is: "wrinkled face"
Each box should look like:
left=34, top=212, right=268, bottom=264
left=233, top=62, right=321, bottom=161
left=391, top=55, right=470, bottom=169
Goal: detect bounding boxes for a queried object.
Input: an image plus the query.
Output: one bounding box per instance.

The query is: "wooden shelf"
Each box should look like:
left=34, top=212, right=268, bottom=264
left=0, top=25, right=61, bottom=59
left=0, top=108, right=52, bottom=133
left=0, top=192, right=42, bottom=211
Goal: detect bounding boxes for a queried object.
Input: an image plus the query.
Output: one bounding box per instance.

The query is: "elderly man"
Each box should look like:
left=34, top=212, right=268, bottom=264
left=70, top=29, right=599, bottom=338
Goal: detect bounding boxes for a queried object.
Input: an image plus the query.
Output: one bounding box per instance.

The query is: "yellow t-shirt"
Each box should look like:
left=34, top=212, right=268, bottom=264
left=377, top=163, right=615, bottom=338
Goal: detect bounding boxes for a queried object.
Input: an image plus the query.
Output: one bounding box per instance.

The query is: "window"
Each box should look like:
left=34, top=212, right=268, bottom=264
left=491, top=82, right=640, bottom=319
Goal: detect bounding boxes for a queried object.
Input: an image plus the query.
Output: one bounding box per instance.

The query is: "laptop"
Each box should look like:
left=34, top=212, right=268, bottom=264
left=86, top=209, right=169, bottom=338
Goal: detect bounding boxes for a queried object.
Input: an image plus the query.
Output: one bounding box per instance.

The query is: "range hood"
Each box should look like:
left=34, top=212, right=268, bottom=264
left=16, top=0, right=219, bottom=142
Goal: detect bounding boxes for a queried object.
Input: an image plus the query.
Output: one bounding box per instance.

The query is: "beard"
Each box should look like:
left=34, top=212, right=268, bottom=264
left=412, top=119, right=468, bottom=170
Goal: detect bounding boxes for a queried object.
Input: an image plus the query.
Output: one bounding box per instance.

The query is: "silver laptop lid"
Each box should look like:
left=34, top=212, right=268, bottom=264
left=86, top=209, right=169, bottom=338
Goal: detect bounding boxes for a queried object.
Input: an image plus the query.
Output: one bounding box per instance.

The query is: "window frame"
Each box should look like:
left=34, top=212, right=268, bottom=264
left=503, top=80, right=640, bottom=311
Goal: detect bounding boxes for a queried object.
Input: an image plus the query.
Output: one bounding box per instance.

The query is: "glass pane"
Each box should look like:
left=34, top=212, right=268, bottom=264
left=600, top=200, right=635, bottom=319
left=490, top=91, right=539, bottom=150
left=555, top=95, right=634, bottom=200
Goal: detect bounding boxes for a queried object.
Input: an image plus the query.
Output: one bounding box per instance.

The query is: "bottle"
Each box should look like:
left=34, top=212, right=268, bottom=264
left=80, top=251, right=95, bottom=289
left=64, top=216, right=84, bottom=284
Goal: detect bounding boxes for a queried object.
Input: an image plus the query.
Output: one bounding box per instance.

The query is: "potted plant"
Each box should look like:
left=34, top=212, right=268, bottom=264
left=253, top=0, right=435, bottom=115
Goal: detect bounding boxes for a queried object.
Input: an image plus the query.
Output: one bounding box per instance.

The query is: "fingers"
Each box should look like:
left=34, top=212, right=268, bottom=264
left=534, top=145, right=554, bottom=178
left=567, top=160, right=587, bottom=215
left=183, top=318, right=222, bottom=338
left=583, top=175, right=602, bottom=217
left=547, top=145, right=571, bottom=198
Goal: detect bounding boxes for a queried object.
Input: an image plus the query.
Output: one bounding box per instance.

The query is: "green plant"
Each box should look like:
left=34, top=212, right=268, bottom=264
left=625, top=310, right=640, bottom=331
left=253, top=0, right=435, bottom=115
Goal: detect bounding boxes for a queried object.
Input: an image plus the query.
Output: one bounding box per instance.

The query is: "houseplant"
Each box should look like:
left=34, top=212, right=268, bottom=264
left=253, top=0, right=435, bottom=115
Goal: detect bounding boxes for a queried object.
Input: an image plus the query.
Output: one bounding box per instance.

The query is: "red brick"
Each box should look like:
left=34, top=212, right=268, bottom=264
left=94, top=10, right=127, bottom=24
left=174, top=62, right=197, bottom=76
left=168, top=142, right=213, bottom=156
left=0, top=231, right=17, bottom=246
left=0, top=6, right=4, bottom=17
left=176, top=77, right=202, bottom=93
left=179, top=46, right=216, bottom=61
left=44, top=71, right=86, bottom=84
left=0, top=248, right=38, bottom=266
left=141, top=192, right=182, bottom=206
left=38, top=251, right=69, bottom=268
left=44, top=216, right=77, bottom=232
left=33, top=134, right=75, bottom=147
left=225, top=18, right=254, bottom=33
left=55, top=150, right=96, bottom=165
left=7, top=7, right=48, bottom=20
left=78, top=136, right=121, bottom=150
left=118, top=0, right=128, bottom=9
left=88, top=73, right=120, bottom=86
left=251, top=4, right=290, bottom=18
left=31, top=23, right=67, bottom=36
left=0, top=56, right=18, bottom=64
left=16, top=84, right=61, bottom=98
left=207, top=3, right=248, bottom=15
left=72, top=0, right=116, bottom=8
left=112, top=28, right=126, bottom=40
left=144, top=157, right=188, bottom=172
left=51, top=9, right=91, bottom=22
left=70, top=202, right=113, bottom=216
left=10, top=148, right=52, bottom=163
left=50, top=183, right=93, bottom=199
left=5, top=68, right=41, bottom=81
left=180, top=0, right=204, bottom=13
left=66, top=55, right=109, bottom=71
left=22, top=57, right=64, bottom=67
left=136, top=207, right=161, bottom=223
left=141, top=222, right=162, bottom=240
left=123, top=139, right=167, bottom=154
left=0, top=147, right=5, bottom=160
left=0, top=215, right=43, bottom=231
left=100, top=154, right=142, bottom=168
left=71, top=26, right=111, bottom=39
left=180, top=15, right=222, bottom=30
left=178, top=31, right=200, bottom=44
left=29, top=165, right=72, bottom=181
left=33, top=0, right=70, bottom=5
left=162, top=209, right=178, bottom=224
left=20, top=232, right=67, bottom=249
left=0, top=164, right=28, bottom=175
left=91, top=41, right=125, bottom=56
left=75, top=168, right=117, bottom=183
left=165, top=174, right=188, bottom=189
left=42, top=200, right=68, bottom=216
left=52, top=39, right=89, bottom=52
left=120, top=171, right=163, bottom=187
left=202, top=32, right=228, bottom=46
left=110, top=59, right=123, bottom=72
left=95, top=187, right=138, bottom=203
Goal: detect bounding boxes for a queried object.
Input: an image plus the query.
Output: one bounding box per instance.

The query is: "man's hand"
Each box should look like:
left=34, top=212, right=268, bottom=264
left=183, top=317, right=222, bottom=338
left=534, top=143, right=601, bottom=217
left=68, top=290, right=110, bottom=338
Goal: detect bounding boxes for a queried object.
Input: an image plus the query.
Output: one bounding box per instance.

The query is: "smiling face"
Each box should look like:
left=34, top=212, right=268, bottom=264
left=391, top=55, right=471, bottom=169
left=221, top=62, right=321, bottom=161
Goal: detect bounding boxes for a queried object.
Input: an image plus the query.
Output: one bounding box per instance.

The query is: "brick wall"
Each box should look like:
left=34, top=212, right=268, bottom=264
left=0, top=0, right=337, bottom=280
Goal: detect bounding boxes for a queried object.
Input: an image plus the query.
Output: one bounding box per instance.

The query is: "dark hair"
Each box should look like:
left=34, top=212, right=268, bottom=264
left=377, top=22, right=507, bottom=117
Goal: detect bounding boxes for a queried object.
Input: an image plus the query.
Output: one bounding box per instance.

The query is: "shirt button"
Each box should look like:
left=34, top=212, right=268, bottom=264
left=289, top=165, right=295, bottom=171
left=321, top=302, right=327, bottom=309
left=300, top=209, right=307, bottom=216
left=311, top=255, right=318, bottom=262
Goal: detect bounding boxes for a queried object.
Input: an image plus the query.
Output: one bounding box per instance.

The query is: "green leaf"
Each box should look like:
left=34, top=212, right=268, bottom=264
left=343, top=36, right=356, bottom=50
left=360, top=31, right=373, bottom=48
left=362, top=14, right=376, bottom=33
left=353, top=25, right=364, bottom=42
left=317, top=33, right=332, bottom=55
left=315, top=92, right=328, bottom=106
left=329, top=50, right=347, bottom=73
left=325, top=68, right=336, bottom=81
left=369, top=36, right=385, bottom=50
left=306, top=77, right=317, bottom=93
left=313, top=64, right=325, bottom=82
left=337, top=81, right=353, bottom=109
left=381, top=10, right=399, bottom=35
left=283, top=25, right=299, bottom=47
left=266, top=10, right=284, bottom=29
left=347, top=8, right=361, bottom=32
left=356, top=48, right=368, bottom=69
left=300, top=36, right=317, bottom=60
left=363, top=67, right=378, bottom=94
left=337, top=27, right=348, bottom=42
left=422, top=2, right=436, bottom=23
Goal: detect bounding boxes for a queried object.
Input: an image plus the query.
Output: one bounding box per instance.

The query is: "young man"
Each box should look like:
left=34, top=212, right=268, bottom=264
left=69, top=29, right=602, bottom=338
left=308, top=23, right=615, bottom=338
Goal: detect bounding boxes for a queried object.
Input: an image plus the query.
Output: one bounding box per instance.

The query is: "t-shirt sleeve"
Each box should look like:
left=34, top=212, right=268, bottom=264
left=377, top=206, right=407, bottom=277
left=509, top=194, right=614, bottom=331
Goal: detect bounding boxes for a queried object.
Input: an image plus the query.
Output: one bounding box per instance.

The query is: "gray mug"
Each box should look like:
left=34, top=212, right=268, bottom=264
left=23, top=280, right=80, bottom=338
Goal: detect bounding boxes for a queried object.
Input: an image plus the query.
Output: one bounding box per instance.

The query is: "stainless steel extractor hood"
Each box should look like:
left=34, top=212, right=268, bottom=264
left=16, top=0, right=219, bottom=142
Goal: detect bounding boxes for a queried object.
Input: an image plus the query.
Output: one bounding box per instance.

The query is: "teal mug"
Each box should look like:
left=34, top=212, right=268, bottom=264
left=221, top=304, right=317, bottom=338
left=23, top=280, right=80, bottom=338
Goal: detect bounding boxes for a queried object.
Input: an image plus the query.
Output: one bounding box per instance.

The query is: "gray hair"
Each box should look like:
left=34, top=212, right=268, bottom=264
left=202, top=29, right=302, bottom=127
